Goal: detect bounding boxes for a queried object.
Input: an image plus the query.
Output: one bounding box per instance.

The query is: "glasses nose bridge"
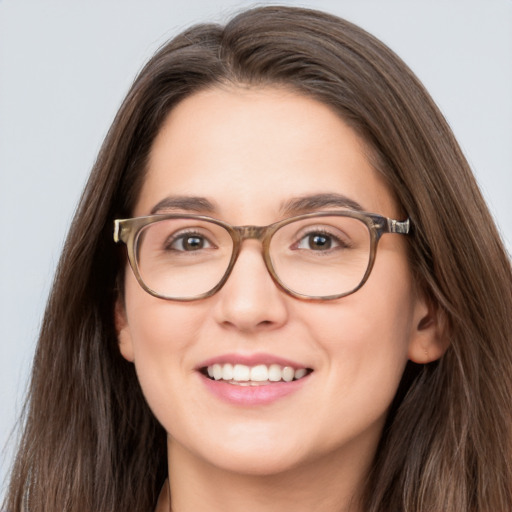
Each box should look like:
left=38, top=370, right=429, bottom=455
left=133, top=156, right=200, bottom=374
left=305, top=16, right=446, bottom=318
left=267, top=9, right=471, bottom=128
left=234, top=224, right=270, bottom=244
left=224, top=223, right=281, bottom=295
left=230, top=224, right=273, bottom=273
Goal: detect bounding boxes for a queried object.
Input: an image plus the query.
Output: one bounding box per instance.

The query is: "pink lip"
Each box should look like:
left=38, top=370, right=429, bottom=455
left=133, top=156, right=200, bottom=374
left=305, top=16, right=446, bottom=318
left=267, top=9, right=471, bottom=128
left=196, top=353, right=313, bottom=406
left=199, top=372, right=310, bottom=406
left=197, top=353, right=308, bottom=370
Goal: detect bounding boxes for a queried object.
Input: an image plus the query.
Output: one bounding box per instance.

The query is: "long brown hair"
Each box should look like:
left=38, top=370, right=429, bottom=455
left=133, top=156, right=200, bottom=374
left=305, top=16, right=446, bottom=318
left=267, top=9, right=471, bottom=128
left=5, top=6, right=512, bottom=511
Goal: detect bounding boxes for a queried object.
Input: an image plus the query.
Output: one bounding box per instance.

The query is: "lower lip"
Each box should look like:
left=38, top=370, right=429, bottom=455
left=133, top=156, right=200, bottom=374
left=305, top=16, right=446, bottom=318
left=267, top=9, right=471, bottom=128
left=200, top=374, right=310, bottom=406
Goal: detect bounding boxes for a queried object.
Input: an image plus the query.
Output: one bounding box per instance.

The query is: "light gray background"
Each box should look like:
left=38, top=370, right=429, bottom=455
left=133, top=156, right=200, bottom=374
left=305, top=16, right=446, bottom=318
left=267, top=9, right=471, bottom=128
left=1, top=0, right=511, bottom=496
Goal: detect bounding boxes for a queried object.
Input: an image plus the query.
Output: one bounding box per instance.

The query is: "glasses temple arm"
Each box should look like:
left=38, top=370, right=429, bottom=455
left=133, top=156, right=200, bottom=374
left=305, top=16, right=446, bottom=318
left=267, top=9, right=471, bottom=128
left=387, top=218, right=410, bottom=234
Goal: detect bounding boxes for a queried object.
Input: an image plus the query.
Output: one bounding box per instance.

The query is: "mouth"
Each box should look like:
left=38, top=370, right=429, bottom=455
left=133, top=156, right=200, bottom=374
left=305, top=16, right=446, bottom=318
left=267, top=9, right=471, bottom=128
left=201, top=363, right=313, bottom=385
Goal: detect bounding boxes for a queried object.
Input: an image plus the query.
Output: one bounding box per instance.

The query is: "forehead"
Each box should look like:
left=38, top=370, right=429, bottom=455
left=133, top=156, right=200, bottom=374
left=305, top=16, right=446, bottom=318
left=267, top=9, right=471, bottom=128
left=135, top=86, right=398, bottom=221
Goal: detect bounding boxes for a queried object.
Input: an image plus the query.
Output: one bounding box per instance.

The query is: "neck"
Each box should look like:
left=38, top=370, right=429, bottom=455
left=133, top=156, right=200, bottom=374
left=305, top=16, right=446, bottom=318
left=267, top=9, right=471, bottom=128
left=163, top=441, right=372, bottom=512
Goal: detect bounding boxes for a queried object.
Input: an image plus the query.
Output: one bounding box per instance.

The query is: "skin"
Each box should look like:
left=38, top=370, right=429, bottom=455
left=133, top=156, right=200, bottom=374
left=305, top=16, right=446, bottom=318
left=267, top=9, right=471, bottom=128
left=116, top=86, right=445, bottom=512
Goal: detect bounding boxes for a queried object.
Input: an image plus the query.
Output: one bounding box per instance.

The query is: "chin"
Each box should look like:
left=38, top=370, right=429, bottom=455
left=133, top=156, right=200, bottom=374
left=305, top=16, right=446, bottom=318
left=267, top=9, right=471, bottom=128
left=173, top=430, right=310, bottom=477
left=207, top=449, right=307, bottom=477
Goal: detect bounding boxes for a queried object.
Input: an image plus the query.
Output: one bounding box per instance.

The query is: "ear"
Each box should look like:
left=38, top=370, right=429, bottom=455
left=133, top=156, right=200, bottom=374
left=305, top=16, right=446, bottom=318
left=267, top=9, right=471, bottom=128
left=407, top=291, right=449, bottom=364
left=115, top=297, right=135, bottom=362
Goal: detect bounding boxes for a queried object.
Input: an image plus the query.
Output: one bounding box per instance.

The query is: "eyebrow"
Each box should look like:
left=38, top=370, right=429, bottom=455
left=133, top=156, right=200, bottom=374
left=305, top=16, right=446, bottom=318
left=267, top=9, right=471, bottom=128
left=149, top=192, right=365, bottom=217
left=150, top=196, right=217, bottom=215
left=280, top=193, right=365, bottom=216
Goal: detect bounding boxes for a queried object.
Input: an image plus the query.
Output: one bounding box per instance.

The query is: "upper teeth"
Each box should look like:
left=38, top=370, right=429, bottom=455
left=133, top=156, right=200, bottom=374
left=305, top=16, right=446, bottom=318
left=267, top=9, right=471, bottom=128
left=206, top=363, right=308, bottom=383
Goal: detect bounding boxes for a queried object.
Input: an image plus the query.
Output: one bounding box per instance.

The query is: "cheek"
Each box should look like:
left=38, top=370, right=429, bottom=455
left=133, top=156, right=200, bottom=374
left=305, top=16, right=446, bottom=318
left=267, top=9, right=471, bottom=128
left=123, top=272, right=200, bottom=353
left=300, top=271, right=416, bottom=397
left=303, top=290, right=413, bottom=356
left=121, top=275, right=202, bottom=406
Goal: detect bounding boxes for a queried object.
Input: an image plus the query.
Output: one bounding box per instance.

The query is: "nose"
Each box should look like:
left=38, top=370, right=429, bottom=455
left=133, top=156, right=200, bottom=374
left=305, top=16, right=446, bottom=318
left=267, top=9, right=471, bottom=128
left=212, top=240, right=289, bottom=333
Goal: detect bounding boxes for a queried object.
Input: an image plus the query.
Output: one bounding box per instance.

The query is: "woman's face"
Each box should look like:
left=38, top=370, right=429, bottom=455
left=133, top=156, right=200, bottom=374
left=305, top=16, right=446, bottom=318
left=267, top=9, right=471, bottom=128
left=117, top=86, right=440, bottom=477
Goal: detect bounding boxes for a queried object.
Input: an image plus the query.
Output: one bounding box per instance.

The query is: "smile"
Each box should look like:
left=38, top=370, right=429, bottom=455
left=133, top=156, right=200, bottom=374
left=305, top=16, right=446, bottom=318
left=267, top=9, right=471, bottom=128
left=204, top=363, right=311, bottom=385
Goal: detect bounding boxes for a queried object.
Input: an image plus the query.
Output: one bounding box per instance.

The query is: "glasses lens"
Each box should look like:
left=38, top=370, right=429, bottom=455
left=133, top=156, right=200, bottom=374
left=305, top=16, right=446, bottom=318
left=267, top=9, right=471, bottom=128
left=135, top=218, right=233, bottom=299
left=269, top=215, right=371, bottom=297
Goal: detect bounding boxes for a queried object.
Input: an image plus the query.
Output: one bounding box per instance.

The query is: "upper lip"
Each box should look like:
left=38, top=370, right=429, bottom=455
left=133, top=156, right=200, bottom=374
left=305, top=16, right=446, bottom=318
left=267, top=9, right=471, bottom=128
left=196, top=353, right=311, bottom=370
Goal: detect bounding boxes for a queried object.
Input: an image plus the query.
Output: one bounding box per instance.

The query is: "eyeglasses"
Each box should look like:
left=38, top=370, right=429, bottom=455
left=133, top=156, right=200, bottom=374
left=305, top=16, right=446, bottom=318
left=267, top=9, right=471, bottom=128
left=113, top=211, right=410, bottom=301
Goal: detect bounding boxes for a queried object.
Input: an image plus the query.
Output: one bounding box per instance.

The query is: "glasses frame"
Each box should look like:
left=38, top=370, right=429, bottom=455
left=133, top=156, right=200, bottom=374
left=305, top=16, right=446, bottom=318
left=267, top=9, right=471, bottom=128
left=114, top=211, right=410, bottom=301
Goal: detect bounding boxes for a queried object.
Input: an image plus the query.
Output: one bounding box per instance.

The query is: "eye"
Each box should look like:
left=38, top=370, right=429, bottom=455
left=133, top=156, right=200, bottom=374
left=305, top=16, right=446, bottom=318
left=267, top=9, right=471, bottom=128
left=166, top=232, right=215, bottom=251
left=295, top=230, right=347, bottom=251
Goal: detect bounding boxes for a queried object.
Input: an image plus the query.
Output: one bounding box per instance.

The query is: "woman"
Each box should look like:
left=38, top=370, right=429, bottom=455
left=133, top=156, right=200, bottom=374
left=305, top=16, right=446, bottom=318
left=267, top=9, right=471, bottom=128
left=5, top=6, right=512, bottom=512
